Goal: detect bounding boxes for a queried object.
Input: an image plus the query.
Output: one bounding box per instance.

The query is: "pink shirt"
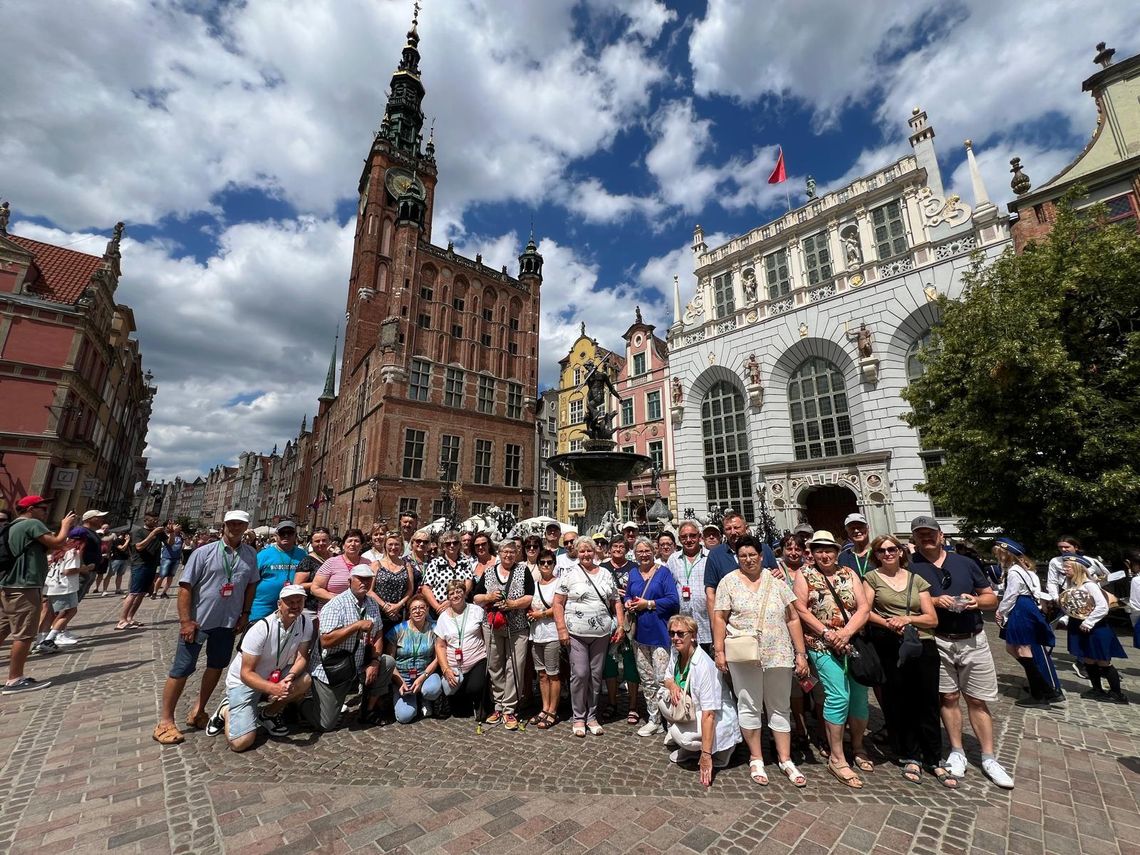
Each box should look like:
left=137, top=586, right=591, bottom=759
left=315, top=555, right=355, bottom=611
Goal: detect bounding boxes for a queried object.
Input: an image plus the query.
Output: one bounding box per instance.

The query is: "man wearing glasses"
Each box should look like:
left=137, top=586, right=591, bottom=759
left=556, top=526, right=579, bottom=574
left=909, top=515, right=1014, bottom=789
left=667, top=521, right=713, bottom=654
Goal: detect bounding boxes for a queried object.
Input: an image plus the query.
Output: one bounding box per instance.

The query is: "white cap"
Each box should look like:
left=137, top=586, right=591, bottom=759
left=844, top=513, right=868, bottom=527
left=621, top=521, right=639, bottom=531
left=279, top=584, right=306, bottom=599
left=82, top=509, right=108, bottom=522
left=561, top=524, right=578, bottom=535
left=224, top=510, right=250, bottom=524
left=350, top=564, right=375, bottom=578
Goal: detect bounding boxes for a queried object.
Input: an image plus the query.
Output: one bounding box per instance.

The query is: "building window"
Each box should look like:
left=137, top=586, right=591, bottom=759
left=420, top=284, right=433, bottom=300
left=409, top=358, right=431, bottom=401
left=539, top=468, right=549, bottom=491
left=621, top=398, right=634, bottom=426
left=504, top=503, right=520, bottom=517
left=431, top=499, right=447, bottom=519
left=474, top=439, right=492, bottom=485
left=417, top=313, right=431, bottom=329
left=471, top=501, right=490, bottom=516
left=573, top=367, right=582, bottom=387
left=632, top=352, right=646, bottom=375
left=504, top=444, right=522, bottom=488
left=1103, top=193, right=1139, bottom=229
left=802, top=232, right=832, bottom=285
left=764, top=249, right=791, bottom=300
left=481, top=333, right=492, bottom=347
left=569, top=399, right=583, bottom=424
left=401, top=429, right=426, bottom=479
left=444, top=368, right=464, bottom=407
left=439, top=434, right=460, bottom=482
left=648, top=439, right=664, bottom=471
left=906, top=330, right=949, bottom=517
left=482, top=308, right=493, bottom=322
left=452, top=297, right=465, bottom=311
left=568, top=480, right=584, bottom=510
left=646, top=390, right=662, bottom=421
left=399, top=497, right=418, bottom=515
left=478, top=376, right=496, bottom=414
left=700, top=381, right=755, bottom=522
left=507, top=382, right=523, bottom=419
left=452, top=324, right=463, bottom=338
left=788, top=358, right=854, bottom=461
left=872, top=200, right=909, bottom=260
left=621, top=445, right=635, bottom=454
left=509, top=317, right=519, bottom=331
left=712, top=272, right=735, bottom=319
left=539, top=498, right=551, bottom=516
left=508, top=341, right=518, bottom=355
left=1034, top=204, right=1048, bottom=224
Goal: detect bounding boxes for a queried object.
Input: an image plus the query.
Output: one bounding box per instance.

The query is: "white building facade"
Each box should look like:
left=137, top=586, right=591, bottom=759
left=668, top=108, right=1010, bottom=538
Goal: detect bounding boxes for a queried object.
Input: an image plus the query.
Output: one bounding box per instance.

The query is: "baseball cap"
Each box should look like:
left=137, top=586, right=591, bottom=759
left=82, top=509, right=108, bottom=522
left=279, top=584, right=306, bottom=599
left=67, top=526, right=88, bottom=539
left=621, top=521, right=639, bottom=531
left=545, top=521, right=561, bottom=530
left=910, top=515, right=941, bottom=532
left=844, top=513, right=868, bottom=527
left=15, top=495, right=48, bottom=510
left=275, top=520, right=297, bottom=532
left=350, top=564, right=375, bottom=578
left=702, top=523, right=721, bottom=534
left=224, top=510, right=250, bottom=524
left=792, top=523, right=814, bottom=536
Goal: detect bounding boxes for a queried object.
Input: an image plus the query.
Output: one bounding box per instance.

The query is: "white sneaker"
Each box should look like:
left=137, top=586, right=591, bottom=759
left=55, top=632, right=79, bottom=646
left=637, top=719, right=664, bottom=738
left=945, top=751, right=967, bottom=778
left=981, top=757, right=1014, bottom=789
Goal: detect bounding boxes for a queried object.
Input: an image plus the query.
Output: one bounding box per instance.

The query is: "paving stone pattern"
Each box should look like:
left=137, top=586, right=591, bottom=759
left=1, top=595, right=1137, bottom=853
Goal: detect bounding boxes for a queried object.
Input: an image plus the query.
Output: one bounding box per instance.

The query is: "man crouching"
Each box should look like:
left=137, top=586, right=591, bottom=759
left=208, top=584, right=313, bottom=752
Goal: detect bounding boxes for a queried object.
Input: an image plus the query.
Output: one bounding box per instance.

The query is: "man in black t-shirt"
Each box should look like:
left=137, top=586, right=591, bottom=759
left=909, top=516, right=1014, bottom=789
left=117, top=512, right=166, bottom=629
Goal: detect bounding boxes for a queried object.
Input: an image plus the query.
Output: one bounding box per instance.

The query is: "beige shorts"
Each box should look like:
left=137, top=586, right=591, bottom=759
left=935, top=631, right=999, bottom=701
left=0, top=588, right=42, bottom=641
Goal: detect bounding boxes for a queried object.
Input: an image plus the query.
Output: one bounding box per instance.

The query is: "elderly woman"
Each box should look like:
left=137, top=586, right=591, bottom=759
left=384, top=594, right=442, bottom=723
left=372, top=532, right=415, bottom=634
left=311, top=528, right=366, bottom=611
left=793, top=530, right=872, bottom=788
left=554, top=536, right=626, bottom=737
left=863, top=534, right=949, bottom=787
left=421, top=532, right=473, bottom=616
left=522, top=535, right=544, bottom=580
left=433, top=580, right=488, bottom=719
left=473, top=539, right=534, bottom=731
left=528, top=549, right=562, bottom=728
left=994, top=538, right=1062, bottom=706
left=471, top=532, right=497, bottom=589
left=713, top=534, right=810, bottom=787
left=660, top=615, right=740, bottom=786
left=656, top=531, right=677, bottom=567
left=626, top=536, right=680, bottom=737
left=405, top=529, right=432, bottom=591
left=1058, top=556, right=1128, bottom=703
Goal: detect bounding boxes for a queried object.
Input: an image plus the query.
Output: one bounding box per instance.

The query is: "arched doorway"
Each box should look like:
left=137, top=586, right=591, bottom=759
left=800, top=485, right=857, bottom=537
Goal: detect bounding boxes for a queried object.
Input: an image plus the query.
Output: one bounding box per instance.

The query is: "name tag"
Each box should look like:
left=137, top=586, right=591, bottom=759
left=220, top=583, right=234, bottom=598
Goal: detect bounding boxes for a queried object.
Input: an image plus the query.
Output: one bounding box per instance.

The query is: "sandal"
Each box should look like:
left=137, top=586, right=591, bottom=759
left=931, top=766, right=959, bottom=789
left=900, top=761, right=922, bottom=784
left=114, top=622, right=130, bottom=631
left=536, top=712, right=557, bottom=730
left=128, top=621, right=145, bottom=628
left=587, top=720, right=604, bottom=735
left=749, top=759, right=769, bottom=786
left=152, top=723, right=184, bottom=745
left=528, top=711, right=546, bottom=726
left=573, top=723, right=586, bottom=738
left=853, top=755, right=875, bottom=773
left=827, top=761, right=864, bottom=789
left=185, top=711, right=209, bottom=730
left=626, top=710, right=640, bottom=725
left=778, top=759, right=807, bottom=788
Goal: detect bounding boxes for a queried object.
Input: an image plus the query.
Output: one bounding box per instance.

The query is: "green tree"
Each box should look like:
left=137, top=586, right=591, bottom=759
left=902, top=196, right=1140, bottom=557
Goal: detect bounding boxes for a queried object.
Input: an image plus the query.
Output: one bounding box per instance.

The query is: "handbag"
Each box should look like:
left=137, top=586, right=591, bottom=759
left=819, top=570, right=884, bottom=687
left=724, top=572, right=774, bottom=664
left=895, top=572, right=924, bottom=668
left=581, top=568, right=618, bottom=635
left=322, top=635, right=361, bottom=687
left=657, top=684, right=695, bottom=724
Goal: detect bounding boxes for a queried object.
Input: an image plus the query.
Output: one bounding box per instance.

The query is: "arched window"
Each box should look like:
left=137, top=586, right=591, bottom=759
left=701, top=381, right=755, bottom=521
left=788, top=358, right=853, bottom=460
left=906, top=330, right=935, bottom=382
left=905, top=330, right=949, bottom=516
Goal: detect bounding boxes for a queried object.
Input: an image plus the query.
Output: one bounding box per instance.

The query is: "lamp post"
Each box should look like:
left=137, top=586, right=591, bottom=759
left=754, top=484, right=779, bottom=547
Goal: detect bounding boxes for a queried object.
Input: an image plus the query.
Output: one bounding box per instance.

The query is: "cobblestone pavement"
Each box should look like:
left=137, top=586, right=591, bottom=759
left=1, top=595, right=1138, bottom=854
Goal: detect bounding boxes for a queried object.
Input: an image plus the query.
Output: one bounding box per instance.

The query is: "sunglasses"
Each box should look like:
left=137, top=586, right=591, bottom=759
left=538, top=559, right=555, bottom=566
left=412, top=539, right=429, bottom=545
left=668, top=630, right=690, bottom=638
left=940, top=568, right=953, bottom=590
left=443, top=541, right=459, bottom=547
left=876, top=546, right=900, bottom=555
left=525, top=543, right=540, bottom=549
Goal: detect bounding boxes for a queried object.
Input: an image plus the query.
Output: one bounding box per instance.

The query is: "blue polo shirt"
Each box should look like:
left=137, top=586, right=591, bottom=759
left=838, top=547, right=872, bottom=578
left=250, top=544, right=308, bottom=621
left=703, top=540, right=777, bottom=593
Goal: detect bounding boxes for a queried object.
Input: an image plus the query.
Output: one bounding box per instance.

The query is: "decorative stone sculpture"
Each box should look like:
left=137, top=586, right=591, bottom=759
left=806, top=175, right=817, bottom=199
left=745, top=353, right=762, bottom=386
left=798, top=322, right=809, bottom=338
left=0, top=201, right=10, bottom=234
left=581, top=360, right=623, bottom=442
left=742, top=268, right=758, bottom=304
left=671, top=377, right=683, bottom=406
left=847, top=323, right=879, bottom=384
left=635, top=305, right=643, bottom=324
left=918, top=187, right=971, bottom=227
left=842, top=230, right=862, bottom=267
left=744, top=354, right=763, bottom=410
left=1009, top=157, right=1031, bottom=196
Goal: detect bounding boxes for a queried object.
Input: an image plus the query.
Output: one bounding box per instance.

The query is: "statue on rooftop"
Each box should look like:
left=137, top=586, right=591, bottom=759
left=806, top=175, right=817, bottom=199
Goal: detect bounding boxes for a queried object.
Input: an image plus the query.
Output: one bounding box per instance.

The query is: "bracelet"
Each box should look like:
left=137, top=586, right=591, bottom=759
left=700, top=750, right=712, bottom=757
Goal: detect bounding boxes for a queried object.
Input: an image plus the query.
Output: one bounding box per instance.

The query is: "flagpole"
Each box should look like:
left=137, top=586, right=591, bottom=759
left=785, top=187, right=791, bottom=213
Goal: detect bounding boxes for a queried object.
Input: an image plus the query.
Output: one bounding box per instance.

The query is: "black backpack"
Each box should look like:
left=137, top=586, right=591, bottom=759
left=0, top=521, right=34, bottom=580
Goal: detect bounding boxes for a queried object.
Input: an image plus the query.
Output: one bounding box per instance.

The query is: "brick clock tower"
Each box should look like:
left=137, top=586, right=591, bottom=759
left=306, top=7, right=544, bottom=533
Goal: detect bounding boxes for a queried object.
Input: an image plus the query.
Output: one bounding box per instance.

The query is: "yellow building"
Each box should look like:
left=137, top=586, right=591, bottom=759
left=554, top=325, right=623, bottom=524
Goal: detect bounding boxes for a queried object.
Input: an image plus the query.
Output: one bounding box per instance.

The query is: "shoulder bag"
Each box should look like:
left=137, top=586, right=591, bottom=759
left=580, top=568, right=617, bottom=635
left=820, top=569, right=884, bottom=686
left=894, top=571, right=924, bottom=667
left=724, top=571, right=774, bottom=664
left=322, top=605, right=365, bottom=687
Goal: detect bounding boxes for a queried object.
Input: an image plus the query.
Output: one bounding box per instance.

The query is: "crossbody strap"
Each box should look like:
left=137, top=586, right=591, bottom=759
left=819, top=570, right=852, bottom=623
left=581, top=568, right=613, bottom=615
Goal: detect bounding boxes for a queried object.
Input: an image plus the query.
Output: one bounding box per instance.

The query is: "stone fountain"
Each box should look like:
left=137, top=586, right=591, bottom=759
left=545, top=359, right=653, bottom=533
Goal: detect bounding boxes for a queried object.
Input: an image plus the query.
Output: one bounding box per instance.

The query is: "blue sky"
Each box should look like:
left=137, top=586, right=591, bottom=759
left=2, top=0, right=1135, bottom=479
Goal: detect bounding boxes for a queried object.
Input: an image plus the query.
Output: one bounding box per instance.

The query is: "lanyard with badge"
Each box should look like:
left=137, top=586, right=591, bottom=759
left=218, top=542, right=238, bottom=597
left=268, top=618, right=294, bottom=683
left=454, top=607, right=470, bottom=666
left=408, top=628, right=424, bottom=678
left=680, top=554, right=700, bottom=601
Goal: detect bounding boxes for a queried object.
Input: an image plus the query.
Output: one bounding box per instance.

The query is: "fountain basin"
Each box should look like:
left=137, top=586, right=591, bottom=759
left=546, top=450, right=653, bottom=532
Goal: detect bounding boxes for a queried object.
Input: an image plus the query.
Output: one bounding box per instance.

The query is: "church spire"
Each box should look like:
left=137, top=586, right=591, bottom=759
left=380, top=1, right=426, bottom=156
left=319, top=328, right=339, bottom=403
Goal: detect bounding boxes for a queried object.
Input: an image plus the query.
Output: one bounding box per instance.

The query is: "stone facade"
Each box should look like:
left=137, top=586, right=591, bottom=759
left=668, top=108, right=1010, bottom=538
left=1008, top=42, right=1140, bottom=251
left=303, top=19, right=542, bottom=535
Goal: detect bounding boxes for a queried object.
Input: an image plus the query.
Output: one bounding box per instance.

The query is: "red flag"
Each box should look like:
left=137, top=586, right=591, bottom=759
left=767, top=147, right=786, bottom=184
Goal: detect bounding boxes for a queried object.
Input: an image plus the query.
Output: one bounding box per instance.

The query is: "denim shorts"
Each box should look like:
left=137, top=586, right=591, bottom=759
left=47, top=592, right=79, bottom=613
left=157, top=558, right=179, bottom=579
left=129, top=565, right=156, bottom=595
left=225, top=682, right=261, bottom=739
left=169, top=627, right=236, bottom=678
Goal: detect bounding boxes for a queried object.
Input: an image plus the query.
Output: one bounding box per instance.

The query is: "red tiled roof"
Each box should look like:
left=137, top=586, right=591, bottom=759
left=7, top=234, right=103, bottom=305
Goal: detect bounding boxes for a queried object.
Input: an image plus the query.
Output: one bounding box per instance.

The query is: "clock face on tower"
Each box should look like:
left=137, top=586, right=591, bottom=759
left=384, top=167, right=425, bottom=201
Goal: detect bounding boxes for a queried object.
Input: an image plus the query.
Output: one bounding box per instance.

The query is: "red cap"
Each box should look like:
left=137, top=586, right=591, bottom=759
left=15, top=495, right=48, bottom=510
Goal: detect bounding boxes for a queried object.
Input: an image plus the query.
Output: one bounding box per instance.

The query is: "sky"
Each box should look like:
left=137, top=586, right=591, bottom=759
left=3, top=0, right=1136, bottom=481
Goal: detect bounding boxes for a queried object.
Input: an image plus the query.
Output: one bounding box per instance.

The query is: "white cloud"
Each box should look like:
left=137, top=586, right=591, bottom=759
left=646, top=99, right=722, bottom=210
left=559, top=178, right=664, bottom=223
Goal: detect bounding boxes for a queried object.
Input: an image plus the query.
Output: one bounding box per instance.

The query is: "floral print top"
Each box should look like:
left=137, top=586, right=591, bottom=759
left=713, top=570, right=796, bottom=669
left=800, top=566, right=859, bottom=653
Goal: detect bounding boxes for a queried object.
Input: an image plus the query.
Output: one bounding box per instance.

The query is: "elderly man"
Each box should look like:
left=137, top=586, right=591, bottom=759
left=302, top=564, right=396, bottom=730
left=556, top=526, right=580, bottom=574
left=249, top=521, right=307, bottom=621
left=0, top=496, right=75, bottom=694
left=207, top=584, right=313, bottom=751
left=75, top=509, right=108, bottom=604
left=621, top=521, right=640, bottom=559
left=153, top=510, right=258, bottom=745
left=543, top=521, right=562, bottom=555
left=702, top=511, right=777, bottom=624
left=909, top=515, right=1015, bottom=789
left=399, top=511, right=419, bottom=555
left=701, top=523, right=723, bottom=552
left=668, top=520, right=712, bottom=654
left=838, top=512, right=873, bottom=578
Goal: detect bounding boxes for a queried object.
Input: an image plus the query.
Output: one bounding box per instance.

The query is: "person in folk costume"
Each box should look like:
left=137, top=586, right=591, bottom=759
left=994, top=538, right=1063, bottom=706
left=1059, top=556, right=1129, bottom=704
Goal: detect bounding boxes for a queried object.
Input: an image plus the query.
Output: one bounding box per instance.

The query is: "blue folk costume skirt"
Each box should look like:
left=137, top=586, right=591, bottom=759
left=1000, top=596, right=1056, bottom=647
left=1068, top=622, right=1127, bottom=661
